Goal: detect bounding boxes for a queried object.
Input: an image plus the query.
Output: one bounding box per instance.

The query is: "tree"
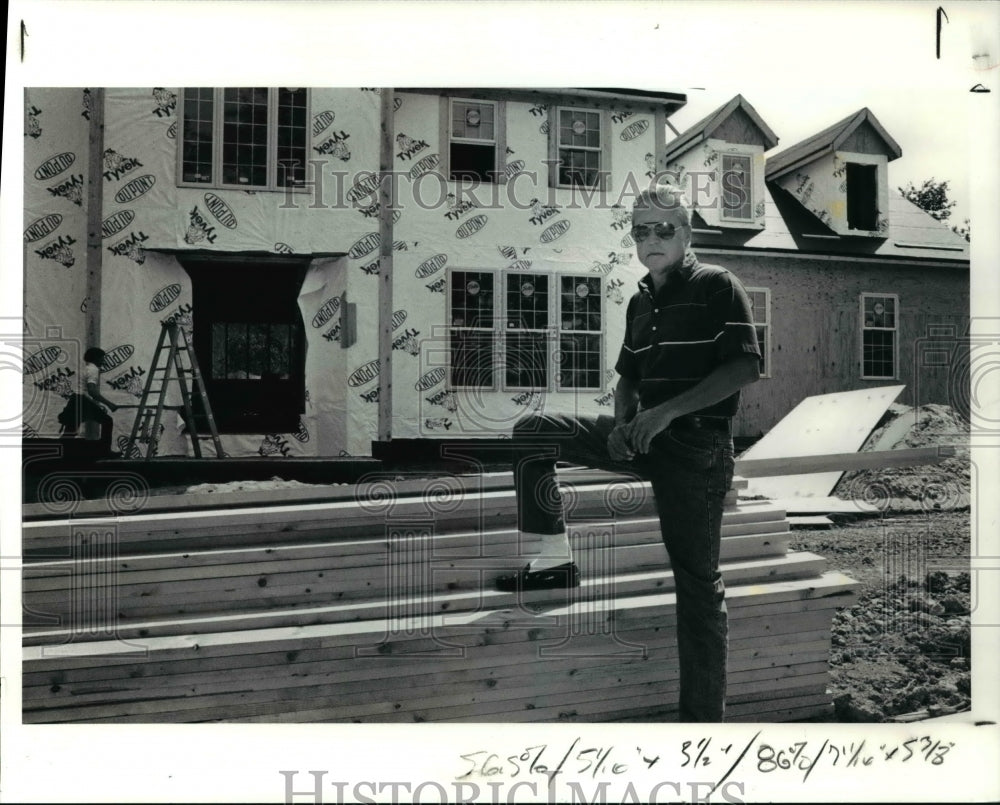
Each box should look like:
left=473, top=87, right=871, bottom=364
left=899, top=177, right=969, bottom=241
left=899, top=178, right=956, bottom=220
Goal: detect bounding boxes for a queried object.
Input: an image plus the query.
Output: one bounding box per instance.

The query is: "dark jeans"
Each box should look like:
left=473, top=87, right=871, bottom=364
left=512, top=412, right=735, bottom=722
left=58, top=394, right=115, bottom=454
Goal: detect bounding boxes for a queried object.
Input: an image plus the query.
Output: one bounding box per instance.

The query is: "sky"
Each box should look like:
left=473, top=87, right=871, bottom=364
left=2, top=1, right=999, bottom=803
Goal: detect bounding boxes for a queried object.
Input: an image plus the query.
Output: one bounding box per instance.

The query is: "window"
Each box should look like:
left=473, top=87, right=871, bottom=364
left=846, top=163, right=878, bottom=231
left=180, top=88, right=309, bottom=190
left=746, top=287, right=771, bottom=377
left=721, top=154, right=753, bottom=222
left=553, top=107, right=610, bottom=190
left=558, top=276, right=603, bottom=390
left=504, top=273, right=550, bottom=389
left=860, top=293, right=898, bottom=379
left=448, top=270, right=497, bottom=389
left=180, top=256, right=308, bottom=432
left=446, top=270, right=604, bottom=391
left=447, top=98, right=504, bottom=183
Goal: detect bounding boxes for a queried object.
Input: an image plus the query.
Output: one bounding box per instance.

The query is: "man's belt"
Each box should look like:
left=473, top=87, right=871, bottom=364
left=671, top=415, right=731, bottom=433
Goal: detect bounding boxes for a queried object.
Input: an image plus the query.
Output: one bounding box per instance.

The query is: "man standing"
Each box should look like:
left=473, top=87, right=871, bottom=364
left=495, top=183, right=761, bottom=722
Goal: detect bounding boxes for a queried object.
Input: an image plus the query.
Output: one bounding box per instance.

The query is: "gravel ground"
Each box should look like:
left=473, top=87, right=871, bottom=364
left=791, top=510, right=971, bottom=722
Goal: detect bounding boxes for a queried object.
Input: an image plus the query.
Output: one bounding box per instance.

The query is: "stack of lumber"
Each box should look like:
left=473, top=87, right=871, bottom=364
left=22, top=471, right=859, bottom=723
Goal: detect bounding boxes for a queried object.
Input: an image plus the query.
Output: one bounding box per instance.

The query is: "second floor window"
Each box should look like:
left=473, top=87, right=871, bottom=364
left=721, top=154, right=753, bottom=222
left=181, top=88, right=309, bottom=190
left=448, top=98, right=502, bottom=183
left=555, top=107, right=607, bottom=190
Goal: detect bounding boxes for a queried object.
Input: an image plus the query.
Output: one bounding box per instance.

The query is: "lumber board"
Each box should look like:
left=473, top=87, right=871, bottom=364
left=21, top=525, right=792, bottom=592
left=24, top=571, right=858, bottom=658
left=24, top=641, right=835, bottom=709
left=23, top=491, right=787, bottom=555
left=23, top=664, right=834, bottom=724
left=735, top=445, right=959, bottom=478
left=22, top=469, right=752, bottom=522
left=23, top=640, right=832, bottom=712
left=23, top=552, right=832, bottom=643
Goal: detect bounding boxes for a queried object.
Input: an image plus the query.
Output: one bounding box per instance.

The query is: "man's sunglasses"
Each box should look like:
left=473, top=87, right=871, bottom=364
left=630, top=221, right=685, bottom=243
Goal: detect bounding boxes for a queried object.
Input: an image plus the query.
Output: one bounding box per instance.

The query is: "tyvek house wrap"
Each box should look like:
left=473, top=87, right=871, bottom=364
left=24, top=88, right=661, bottom=457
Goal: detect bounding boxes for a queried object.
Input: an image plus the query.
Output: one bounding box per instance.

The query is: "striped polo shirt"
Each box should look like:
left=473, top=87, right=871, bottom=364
left=614, top=259, right=761, bottom=417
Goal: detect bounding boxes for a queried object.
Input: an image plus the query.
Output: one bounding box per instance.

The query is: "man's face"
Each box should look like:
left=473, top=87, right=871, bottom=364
left=632, top=204, right=690, bottom=273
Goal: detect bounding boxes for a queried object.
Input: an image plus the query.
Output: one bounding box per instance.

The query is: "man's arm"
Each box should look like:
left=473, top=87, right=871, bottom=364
left=624, top=354, right=760, bottom=453
left=85, top=381, right=119, bottom=412
left=608, top=375, right=640, bottom=461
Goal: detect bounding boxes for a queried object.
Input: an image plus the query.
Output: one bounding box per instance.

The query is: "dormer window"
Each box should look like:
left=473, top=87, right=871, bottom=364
left=721, top=153, right=753, bottom=222
left=846, top=163, right=878, bottom=231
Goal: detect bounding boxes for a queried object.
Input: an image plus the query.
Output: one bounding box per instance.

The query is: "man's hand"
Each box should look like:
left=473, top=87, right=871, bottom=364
left=608, top=423, right=636, bottom=462
left=624, top=407, right=674, bottom=454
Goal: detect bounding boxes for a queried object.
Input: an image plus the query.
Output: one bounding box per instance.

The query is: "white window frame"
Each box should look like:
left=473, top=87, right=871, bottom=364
left=557, top=274, right=605, bottom=391
left=446, top=269, right=500, bottom=391
left=177, top=88, right=311, bottom=192
left=720, top=152, right=755, bottom=223
left=501, top=270, right=554, bottom=392
left=445, top=269, right=606, bottom=393
left=860, top=292, right=899, bottom=380
left=441, top=97, right=507, bottom=185
left=549, top=106, right=612, bottom=191
left=745, top=287, right=771, bottom=378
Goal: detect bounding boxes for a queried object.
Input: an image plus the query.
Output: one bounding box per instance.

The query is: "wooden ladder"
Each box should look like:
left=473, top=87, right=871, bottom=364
left=125, top=321, right=224, bottom=459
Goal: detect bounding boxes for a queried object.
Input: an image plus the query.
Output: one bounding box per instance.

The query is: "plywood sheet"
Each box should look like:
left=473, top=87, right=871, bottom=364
left=741, top=385, right=904, bottom=499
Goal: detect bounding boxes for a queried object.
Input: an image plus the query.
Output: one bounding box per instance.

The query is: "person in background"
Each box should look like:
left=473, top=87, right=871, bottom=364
left=58, top=347, right=119, bottom=455
left=496, top=183, right=761, bottom=721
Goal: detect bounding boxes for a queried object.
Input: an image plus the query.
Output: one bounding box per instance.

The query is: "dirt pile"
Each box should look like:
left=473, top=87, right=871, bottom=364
left=792, top=511, right=971, bottom=722
left=833, top=403, right=970, bottom=512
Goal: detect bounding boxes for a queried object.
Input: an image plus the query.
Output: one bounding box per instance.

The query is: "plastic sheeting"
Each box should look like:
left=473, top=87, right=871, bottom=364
left=24, top=87, right=670, bottom=456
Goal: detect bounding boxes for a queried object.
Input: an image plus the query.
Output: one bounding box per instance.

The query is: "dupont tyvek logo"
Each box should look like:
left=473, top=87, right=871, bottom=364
left=620, top=232, right=635, bottom=250
left=108, top=366, right=146, bottom=396
left=204, top=193, right=238, bottom=229
left=415, top=254, right=447, bottom=279
left=456, top=214, right=488, bottom=239
left=102, top=210, right=136, bottom=239
left=185, top=206, right=218, bottom=245
left=166, top=121, right=177, bottom=140
left=539, top=219, right=571, bottom=243
left=408, top=153, right=440, bottom=180
left=34, top=152, right=76, bottom=181
left=315, top=131, right=351, bottom=161
left=620, top=119, right=650, bottom=142
left=293, top=419, right=310, bottom=443
left=24, top=214, right=63, bottom=243
left=312, top=110, right=336, bottom=137
left=312, top=296, right=341, bottom=328
left=150, top=284, right=182, bottom=313
left=47, top=174, right=84, bottom=207
left=346, top=173, right=380, bottom=204
left=348, top=359, right=380, bottom=388
left=103, top=149, right=145, bottom=182
left=425, top=389, right=457, bottom=413
left=25, top=104, right=43, bottom=138
left=424, top=418, right=452, bottom=431
left=108, top=231, right=149, bottom=264
left=415, top=367, right=446, bottom=392
left=274, top=242, right=294, bottom=254
left=610, top=205, right=631, bottom=232
left=101, top=344, right=135, bottom=372
left=348, top=232, right=380, bottom=260
left=395, top=132, right=429, bottom=162
left=34, top=368, right=75, bottom=397
left=504, top=159, right=525, bottom=179
left=259, top=434, right=291, bottom=457
left=34, top=236, right=77, bottom=267
left=114, top=175, right=156, bottom=204
left=611, top=110, right=635, bottom=125
left=23, top=346, right=65, bottom=375
left=391, top=309, right=408, bottom=330
left=152, top=88, right=177, bottom=118
left=392, top=328, right=420, bottom=356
